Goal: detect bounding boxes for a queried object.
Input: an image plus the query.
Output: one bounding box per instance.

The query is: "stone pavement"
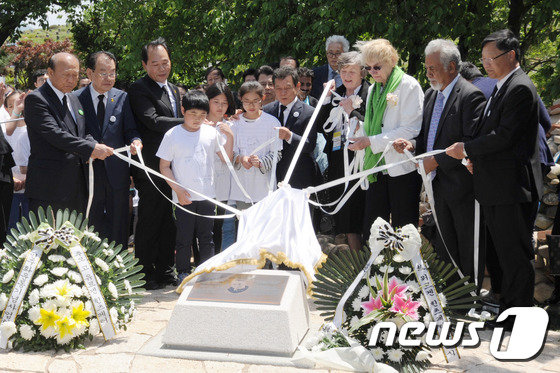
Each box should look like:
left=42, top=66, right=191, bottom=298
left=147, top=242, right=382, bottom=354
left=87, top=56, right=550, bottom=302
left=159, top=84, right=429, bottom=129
left=0, top=286, right=559, bottom=373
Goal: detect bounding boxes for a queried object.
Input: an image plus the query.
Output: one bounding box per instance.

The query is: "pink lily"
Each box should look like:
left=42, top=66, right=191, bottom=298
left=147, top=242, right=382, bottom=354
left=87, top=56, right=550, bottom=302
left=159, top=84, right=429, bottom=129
left=390, top=295, right=421, bottom=320
left=361, top=295, right=383, bottom=315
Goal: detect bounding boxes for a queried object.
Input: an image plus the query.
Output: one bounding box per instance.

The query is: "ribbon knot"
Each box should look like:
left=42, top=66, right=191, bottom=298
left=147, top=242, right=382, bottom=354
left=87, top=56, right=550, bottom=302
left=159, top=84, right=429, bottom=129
left=375, top=222, right=409, bottom=253
left=30, top=222, right=82, bottom=252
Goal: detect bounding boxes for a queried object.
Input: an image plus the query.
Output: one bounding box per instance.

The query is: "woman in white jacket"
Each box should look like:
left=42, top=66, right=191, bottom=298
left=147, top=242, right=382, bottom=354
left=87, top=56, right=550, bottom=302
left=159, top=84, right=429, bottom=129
left=349, top=39, right=424, bottom=240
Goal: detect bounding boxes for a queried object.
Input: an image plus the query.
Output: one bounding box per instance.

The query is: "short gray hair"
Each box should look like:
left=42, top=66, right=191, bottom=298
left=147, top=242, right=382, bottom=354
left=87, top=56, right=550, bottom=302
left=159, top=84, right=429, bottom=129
left=337, top=51, right=363, bottom=70
left=325, top=35, right=350, bottom=53
left=425, top=39, right=462, bottom=71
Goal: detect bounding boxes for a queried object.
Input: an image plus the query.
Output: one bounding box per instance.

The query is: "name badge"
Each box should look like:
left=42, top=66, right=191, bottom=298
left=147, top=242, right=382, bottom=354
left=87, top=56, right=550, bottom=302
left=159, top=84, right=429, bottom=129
left=332, top=131, right=342, bottom=151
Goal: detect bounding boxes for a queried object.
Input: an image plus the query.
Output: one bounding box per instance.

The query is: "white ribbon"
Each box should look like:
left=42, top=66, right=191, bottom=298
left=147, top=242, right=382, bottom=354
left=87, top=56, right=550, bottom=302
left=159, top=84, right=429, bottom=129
left=69, top=245, right=116, bottom=340
left=112, top=146, right=241, bottom=219
left=0, top=247, right=42, bottom=348
left=411, top=252, right=460, bottom=362
left=86, top=159, right=94, bottom=219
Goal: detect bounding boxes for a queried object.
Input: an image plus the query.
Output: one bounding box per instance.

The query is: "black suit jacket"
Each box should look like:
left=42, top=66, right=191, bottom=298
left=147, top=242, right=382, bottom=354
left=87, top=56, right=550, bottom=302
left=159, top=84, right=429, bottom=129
left=263, top=99, right=319, bottom=188
left=416, top=77, right=486, bottom=202
left=316, top=80, right=371, bottom=156
left=311, top=64, right=329, bottom=99
left=75, top=86, right=141, bottom=190
left=24, top=82, right=96, bottom=202
left=464, top=68, right=543, bottom=206
left=128, top=75, right=183, bottom=175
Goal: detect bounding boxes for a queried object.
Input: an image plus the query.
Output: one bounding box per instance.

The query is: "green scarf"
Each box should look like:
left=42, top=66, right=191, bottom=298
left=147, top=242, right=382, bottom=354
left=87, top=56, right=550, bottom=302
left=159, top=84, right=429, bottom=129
left=363, top=66, right=404, bottom=182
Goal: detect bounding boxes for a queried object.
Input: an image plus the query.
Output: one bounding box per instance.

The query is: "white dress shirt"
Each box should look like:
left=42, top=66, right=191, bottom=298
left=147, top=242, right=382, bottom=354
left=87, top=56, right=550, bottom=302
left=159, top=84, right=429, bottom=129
left=47, top=79, right=77, bottom=123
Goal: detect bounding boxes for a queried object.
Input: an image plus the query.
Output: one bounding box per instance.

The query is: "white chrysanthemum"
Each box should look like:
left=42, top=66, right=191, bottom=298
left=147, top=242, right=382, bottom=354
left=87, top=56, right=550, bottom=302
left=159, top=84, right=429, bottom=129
left=88, top=319, right=100, bottom=335
left=95, top=258, right=109, bottom=272
left=370, top=347, right=385, bottom=361
left=110, top=307, right=119, bottom=324
left=41, top=279, right=82, bottom=302
left=29, top=289, right=40, bottom=306
left=350, top=315, right=360, bottom=329
left=124, top=280, right=133, bottom=295
left=47, top=254, right=66, bottom=263
left=18, top=250, right=30, bottom=259
left=406, top=280, right=421, bottom=294
left=84, top=300, right=94, bottom=313
left=128, top=300, right=136, bottom=316
left=379, top=265, right=394, bottom=274
left=19, top=324, right=36, bottom=340
left=2, top=269, right=14, bottom=283
left=28, top=306, right=41, bottom=322
left=352, top=297, right=363, bottom=312
left=373, top=255, right=384, bottom=265
left=36, top=260, right=43, bottom=269
left=66, top=257, right=76, bottom=267
left=34, top=274, right=49, bottom=287
left=399, top=266, right=412, bottom=275
left=108, top=282, right=119, bottom=299
left=423, top=313, right=432, bottom=327
left=438, top=293, right=447, bottom=308
left=392, top=253, right=405, bottom=263
left=95, top=275, right=101, bottom=285
left=420, top=295, right=428, bottom=310
left=387, top=349, right=404, bottom=362
left=0, top=293, right=7, bottom=310
left=416, top=350, right=431, bottom=361
left=82, top=287, right=91, bottom=299
left=0, top=321, right=17, bottom=339
left=67, top=270, right=83, bottom=284
left=50, top=267, right=69, bottom=277
left=358, top=285, right=370, bottom=299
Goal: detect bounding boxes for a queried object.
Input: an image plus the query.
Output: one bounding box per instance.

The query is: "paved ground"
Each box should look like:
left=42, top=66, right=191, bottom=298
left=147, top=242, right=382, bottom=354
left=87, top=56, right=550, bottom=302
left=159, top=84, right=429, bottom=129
left=0, top=284, right=558, bottom=373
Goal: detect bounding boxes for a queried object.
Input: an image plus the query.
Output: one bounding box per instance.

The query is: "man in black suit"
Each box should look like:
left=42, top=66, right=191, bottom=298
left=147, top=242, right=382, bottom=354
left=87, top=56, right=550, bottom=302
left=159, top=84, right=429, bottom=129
left=128, top=38, right=183, bottom=290
left=447, top=30, right=543, bottom=312
left=263, top=66, right=319, bottom=189
left=310, top=35, right=349, bottom=99
left=24, top=52, right=113, bottom=215
left=0, top=130, right=14, bottom=244
left=397, top=40, right=486, bottom=286
left=74, top=51, right=142, bottom=249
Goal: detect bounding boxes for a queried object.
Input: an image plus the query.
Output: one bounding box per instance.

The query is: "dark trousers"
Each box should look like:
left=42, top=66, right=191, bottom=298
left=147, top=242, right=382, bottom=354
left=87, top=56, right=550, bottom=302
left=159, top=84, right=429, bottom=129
left=482, top=201, right=536, bottom=308
left=88, top=161, right=130, bottom=249
left=432, top=187, right=484, bottom=286
left=362, top=171, right=422, bottom=241
left=175, top=200, right=215, bottom=274
left=134, top=177, right=176, bottom=282
left=29, top=173, right=87, bottom=216
left=213, top=204, right=225, bottom=253
left=8, top=193, right=29, bottom=229
left=0, top=181, right=13, bottom=244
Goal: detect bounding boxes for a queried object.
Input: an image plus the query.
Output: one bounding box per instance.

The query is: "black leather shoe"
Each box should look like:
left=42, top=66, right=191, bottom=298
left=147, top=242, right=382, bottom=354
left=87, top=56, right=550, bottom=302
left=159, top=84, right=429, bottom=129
left=145, top=280, right=164, bottom=290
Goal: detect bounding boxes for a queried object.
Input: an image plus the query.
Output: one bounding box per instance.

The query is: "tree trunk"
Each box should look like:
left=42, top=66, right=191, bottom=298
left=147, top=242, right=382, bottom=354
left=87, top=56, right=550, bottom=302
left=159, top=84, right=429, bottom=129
left=508, top=0, right=525, bottom=37
left=0, top=14, right=28, bottom=46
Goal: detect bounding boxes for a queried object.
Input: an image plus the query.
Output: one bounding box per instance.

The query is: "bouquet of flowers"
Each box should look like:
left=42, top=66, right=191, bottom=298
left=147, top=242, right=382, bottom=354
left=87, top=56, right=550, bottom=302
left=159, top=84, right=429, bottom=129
left=0, top=207, right=145, bottom=352
left=311, top=218, right=479, bottom=372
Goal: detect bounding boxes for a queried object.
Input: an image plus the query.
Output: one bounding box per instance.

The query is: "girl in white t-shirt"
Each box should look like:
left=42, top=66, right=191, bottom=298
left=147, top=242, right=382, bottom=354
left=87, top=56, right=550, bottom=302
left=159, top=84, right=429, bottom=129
left=4, top=91, right=30, bottom=228
left=205, top=82, right=236, bottom=252
left=231, top=81, right=282, bottom=210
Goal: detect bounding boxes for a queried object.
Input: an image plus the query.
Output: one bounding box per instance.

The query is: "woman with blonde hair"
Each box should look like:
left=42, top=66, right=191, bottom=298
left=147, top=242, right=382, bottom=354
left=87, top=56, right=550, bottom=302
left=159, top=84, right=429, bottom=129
left=349, top=39, right=424, bottom=241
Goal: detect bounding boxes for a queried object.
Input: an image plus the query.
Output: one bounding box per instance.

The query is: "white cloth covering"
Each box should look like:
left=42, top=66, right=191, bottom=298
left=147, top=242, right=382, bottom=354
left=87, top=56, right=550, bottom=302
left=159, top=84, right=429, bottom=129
left=177, top=186, right=325, bottom=292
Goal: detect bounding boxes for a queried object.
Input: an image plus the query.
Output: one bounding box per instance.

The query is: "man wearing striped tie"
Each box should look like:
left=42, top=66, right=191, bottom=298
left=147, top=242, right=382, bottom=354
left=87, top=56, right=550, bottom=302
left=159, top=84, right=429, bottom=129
left=393, top=39, right=486, bottom=287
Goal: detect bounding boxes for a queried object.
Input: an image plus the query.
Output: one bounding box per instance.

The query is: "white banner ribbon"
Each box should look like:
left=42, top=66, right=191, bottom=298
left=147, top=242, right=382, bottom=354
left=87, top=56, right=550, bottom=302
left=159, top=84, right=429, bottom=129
left=0, top=247, right=42, bottom=348
left=69, top=245, right=116, bottom=340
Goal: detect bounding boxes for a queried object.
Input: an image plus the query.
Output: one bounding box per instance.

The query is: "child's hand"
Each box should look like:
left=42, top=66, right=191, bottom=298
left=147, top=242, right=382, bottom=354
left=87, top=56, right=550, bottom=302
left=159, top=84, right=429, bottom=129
left=241, top=156, right=253, bottom=169
left=176, top=187, right=192, bottom=205
left=218, top=122, right=233, bottom=137
left=249, top=154, right=261, bottom=168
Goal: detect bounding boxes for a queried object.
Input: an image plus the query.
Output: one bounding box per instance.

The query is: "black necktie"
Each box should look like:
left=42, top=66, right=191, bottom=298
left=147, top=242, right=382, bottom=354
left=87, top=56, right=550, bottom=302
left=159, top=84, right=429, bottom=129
left=97, top=94, right=105, bottom=131
left=279, top=105, right=287, bottom=125
left=61, top=95, right=76, bottom=129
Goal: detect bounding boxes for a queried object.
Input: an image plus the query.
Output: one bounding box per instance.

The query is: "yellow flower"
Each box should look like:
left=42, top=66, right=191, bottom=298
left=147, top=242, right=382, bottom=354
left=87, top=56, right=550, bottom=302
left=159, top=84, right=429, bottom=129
left=36, top=308, right=60, bottom=331
left=56, top=316, right=77, bottom=339
left=71, top=303, right=91, bottom=327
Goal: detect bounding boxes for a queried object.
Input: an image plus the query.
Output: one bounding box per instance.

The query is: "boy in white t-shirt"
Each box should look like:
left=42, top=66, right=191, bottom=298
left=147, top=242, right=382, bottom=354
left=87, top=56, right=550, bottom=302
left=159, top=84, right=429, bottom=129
left=157, top=90, right=233, bottom=283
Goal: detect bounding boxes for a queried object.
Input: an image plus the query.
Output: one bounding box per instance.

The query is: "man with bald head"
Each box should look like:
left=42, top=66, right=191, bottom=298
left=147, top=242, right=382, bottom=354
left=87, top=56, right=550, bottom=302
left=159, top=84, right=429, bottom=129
left=24, top=52, right=113, bottom=214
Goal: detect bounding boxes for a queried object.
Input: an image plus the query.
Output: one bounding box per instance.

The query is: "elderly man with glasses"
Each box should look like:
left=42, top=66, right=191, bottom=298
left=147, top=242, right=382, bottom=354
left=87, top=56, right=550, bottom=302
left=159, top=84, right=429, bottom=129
left=74, top=51, right=142, bottom=251
left=310, top=35, right=350, bottom=99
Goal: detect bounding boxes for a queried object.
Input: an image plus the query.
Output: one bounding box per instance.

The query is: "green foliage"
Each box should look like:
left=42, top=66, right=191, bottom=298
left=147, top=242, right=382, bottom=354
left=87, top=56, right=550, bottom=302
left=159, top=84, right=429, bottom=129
left=66, top=0, right=559, bottom=100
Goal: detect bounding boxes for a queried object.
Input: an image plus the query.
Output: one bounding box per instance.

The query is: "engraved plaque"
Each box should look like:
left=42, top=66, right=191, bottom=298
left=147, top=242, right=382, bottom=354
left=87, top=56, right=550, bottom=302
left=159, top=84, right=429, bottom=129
left=187, top=273, right=289, bottom=305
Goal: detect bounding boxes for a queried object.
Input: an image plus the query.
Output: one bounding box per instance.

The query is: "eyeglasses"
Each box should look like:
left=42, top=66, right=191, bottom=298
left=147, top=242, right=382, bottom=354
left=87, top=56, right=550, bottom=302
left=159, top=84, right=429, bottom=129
left=96, top=72, right=117, bottom=79
left=479, top=50, right=511, bottom=64
left=327, top=52, right=342, bottom=58
left=241, top=99, right=262, bottom=106
left=364, top=65, right=382, bottom=71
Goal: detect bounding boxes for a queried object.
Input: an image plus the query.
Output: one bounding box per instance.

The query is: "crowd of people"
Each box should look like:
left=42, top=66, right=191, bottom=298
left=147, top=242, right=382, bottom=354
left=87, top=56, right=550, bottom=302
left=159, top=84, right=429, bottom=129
left=0, top=29, right=557, bottom=326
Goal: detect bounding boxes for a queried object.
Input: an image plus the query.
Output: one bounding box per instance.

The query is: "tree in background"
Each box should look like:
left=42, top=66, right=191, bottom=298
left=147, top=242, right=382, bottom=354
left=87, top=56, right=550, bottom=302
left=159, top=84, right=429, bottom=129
left=0, top=0, right=80, bottom=46
left=3, top=38, right=73, bottom=89
left=69, top=0, right=559, bottom=102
